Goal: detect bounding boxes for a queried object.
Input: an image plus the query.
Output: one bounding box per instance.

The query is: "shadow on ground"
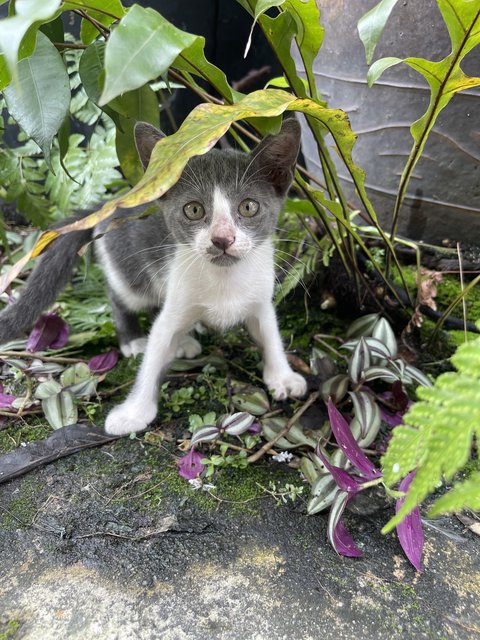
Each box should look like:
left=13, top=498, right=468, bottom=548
left=0, top=436, right=479, bottom=640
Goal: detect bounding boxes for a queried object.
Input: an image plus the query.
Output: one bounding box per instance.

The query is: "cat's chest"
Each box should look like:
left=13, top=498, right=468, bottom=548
left=170, top=245, right=274, bottom=329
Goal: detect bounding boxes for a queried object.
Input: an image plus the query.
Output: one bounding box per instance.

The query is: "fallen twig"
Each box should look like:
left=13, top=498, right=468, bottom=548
left=247, top=391, right=320, bottom=463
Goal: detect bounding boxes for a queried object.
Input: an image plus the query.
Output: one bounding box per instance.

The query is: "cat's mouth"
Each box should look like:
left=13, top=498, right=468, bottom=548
left=209, top=252, right=241, bottom=267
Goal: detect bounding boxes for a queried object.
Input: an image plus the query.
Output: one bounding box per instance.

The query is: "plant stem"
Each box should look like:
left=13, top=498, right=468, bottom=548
left=0, top=351, right=82, bottom=364
left=248, top=391, right=319, bottom=463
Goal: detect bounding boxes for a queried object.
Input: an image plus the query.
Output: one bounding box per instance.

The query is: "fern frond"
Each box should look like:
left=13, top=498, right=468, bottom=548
left=428, top=470, right=480, bottom=517
left=275, top=246, right=317, bottom=304
left=382, top=331, right=480, bottom=532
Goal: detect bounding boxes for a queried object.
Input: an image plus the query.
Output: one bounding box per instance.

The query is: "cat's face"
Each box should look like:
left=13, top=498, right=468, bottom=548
left=135, top=120, right=301, bottom=266
left=159, top=150, right=284, bottom=266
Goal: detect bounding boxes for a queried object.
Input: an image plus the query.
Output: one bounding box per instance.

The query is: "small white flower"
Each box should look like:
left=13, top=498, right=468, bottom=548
left=392, top=463, right=400, bottom=474
left=188, top=478, right=216, bottom=492
left=272, top=451, right=294, bottom=463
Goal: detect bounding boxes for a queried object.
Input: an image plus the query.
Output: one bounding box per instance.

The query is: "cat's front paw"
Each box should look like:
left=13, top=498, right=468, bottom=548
left=176, top=335, right=202, bottom=359
left=104, top=400, right=157, bottom=435
left=265, top=370, right=307, bottom=401
left=120, top=337, right=148, bottom=358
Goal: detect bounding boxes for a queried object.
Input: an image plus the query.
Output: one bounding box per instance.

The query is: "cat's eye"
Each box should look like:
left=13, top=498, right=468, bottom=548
left=183, top=201, right=205, bottom=220
left=238, top=199, right=259, bottom=218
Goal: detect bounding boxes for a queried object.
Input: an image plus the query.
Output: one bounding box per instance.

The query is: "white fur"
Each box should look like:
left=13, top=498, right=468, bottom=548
left=194, top=186, right=253, bottom=260
left=104, top=188, right=306, bottom=436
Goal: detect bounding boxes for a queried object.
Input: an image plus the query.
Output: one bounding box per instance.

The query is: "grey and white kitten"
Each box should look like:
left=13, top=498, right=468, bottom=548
left=0, top=119, right=307, bottom=435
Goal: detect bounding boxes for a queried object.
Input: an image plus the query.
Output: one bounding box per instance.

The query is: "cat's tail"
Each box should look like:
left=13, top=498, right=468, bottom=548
left=0, top=227, right=93, bottom=345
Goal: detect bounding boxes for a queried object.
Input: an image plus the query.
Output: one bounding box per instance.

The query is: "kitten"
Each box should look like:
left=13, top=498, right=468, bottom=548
left=0, top=119, right=307, bottom=435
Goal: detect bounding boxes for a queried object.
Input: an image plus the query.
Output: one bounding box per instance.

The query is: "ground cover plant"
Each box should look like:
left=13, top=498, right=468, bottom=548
left=0, top=0, right=479, bottom=571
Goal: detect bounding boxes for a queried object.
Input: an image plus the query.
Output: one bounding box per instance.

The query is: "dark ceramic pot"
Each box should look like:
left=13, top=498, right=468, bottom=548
left=294, top=0, right=480, bottom=244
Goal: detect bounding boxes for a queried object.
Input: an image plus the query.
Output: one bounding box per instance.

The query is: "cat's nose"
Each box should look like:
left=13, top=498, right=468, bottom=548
left=211, top=235, right=235, bottom=252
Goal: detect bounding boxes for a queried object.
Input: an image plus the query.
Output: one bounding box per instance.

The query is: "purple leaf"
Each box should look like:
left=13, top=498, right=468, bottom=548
left=327, top=398, right=382, bottom=480
left=0, top=384, right=15, bottom=408
left=391, top=381, right=410, bottom=412
left=379, top=406, right=404, bottom=427
left=396, top=471, right=424, bottom=572
left=88, top=350, right=119, bottom=374
left=327, top=490, right=363, bottom=557
left=333, top=521, right=364, bottom=558
left=27, top=313, right=69, bottom=352
left=315, top=446, right=362, bottom=494
left=248, top=422, right=262, bottom=434
left=176, top=448, right=205, bottom=480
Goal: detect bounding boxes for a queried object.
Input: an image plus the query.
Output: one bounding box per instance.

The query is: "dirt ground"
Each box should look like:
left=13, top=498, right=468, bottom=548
left=0, top=433, right=479, bottom=640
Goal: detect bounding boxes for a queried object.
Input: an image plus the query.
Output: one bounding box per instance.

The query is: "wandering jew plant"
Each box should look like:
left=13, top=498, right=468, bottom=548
left=178, top=314, right=428, bottom=570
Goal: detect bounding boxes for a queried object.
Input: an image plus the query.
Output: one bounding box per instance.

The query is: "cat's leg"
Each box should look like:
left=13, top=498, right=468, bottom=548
left=104, top=300, right=197, bottom=435
left=247, top=303, right=307, bottom=400
left=109, top=290, right=147, bottom=357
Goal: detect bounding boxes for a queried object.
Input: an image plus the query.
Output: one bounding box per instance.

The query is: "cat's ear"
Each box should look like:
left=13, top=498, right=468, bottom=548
left=249, top=118, right=301, bottom=195
left=134, top=122, right=165, bottom=169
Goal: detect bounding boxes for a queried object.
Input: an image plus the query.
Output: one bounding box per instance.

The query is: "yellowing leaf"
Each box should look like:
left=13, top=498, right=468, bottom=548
left=31, top=230, right=60, bottom=257
left=40, top=89, right=372, bottom=243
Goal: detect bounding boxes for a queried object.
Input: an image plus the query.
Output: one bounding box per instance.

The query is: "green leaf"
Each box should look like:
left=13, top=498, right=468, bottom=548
left=60, top=362, right=92, bottom=387
left=79, top=0, right=126, bottom=45
left=174, top=37, right=237, bottom=103
left=35, top=379, right=63, bottom=400
left=367, top=56, right=403, bottom=88
left=45, top=126, right=123, bottom=214
left=237, top=0, right=287, bottom=57
left=256, top=10, right=305, bottom=97
left=39, top=14, right=64, bottom=45
left=380, top=0, right=480, bottom=242
left=114, top=84, right=160, bottom=185
left=382, top=332, right=480, bottom=532
left=358, top=0, right=400, bottom=65
left=3, top=31, right=70, bottom=168
left=42, top=390, right=78, bottom=430
left=371, top=317, right=397, bottom=358
left=283, top=0, right=324, bottom=100
left=0, top=0, right=61, bottom=83
left=99, top=5, right=196, bottom=105
left=78, top=40, right=105, bottom=105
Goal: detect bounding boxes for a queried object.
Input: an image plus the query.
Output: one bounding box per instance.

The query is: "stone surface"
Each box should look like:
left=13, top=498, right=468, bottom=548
left=0, top=438, right=479, bottom=640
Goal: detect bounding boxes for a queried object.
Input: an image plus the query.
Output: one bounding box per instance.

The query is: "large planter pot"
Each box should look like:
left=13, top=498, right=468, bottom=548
left=294, top=0, right=480, bottom=244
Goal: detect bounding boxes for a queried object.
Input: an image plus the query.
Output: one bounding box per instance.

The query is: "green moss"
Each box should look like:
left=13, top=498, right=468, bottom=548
left=0, top=419, right=52, bottom=454
left=0, top=620, right=21, bottom=640
left=436, top=273, right=480, bottom=322
left=131, top=444, right=302, bottom=517
left=393, top=265, right=480, bottom=326
left=0, top=477, right=43, bottom=528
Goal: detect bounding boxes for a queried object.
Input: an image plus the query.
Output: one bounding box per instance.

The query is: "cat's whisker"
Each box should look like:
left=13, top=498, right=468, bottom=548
left=273, top=259, right=310, bottom=297
left=239, top=143, right=272, bottom=188
left=129, top=245, right=190, bottom=285
left=180, top=164, right=204, bottom=193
